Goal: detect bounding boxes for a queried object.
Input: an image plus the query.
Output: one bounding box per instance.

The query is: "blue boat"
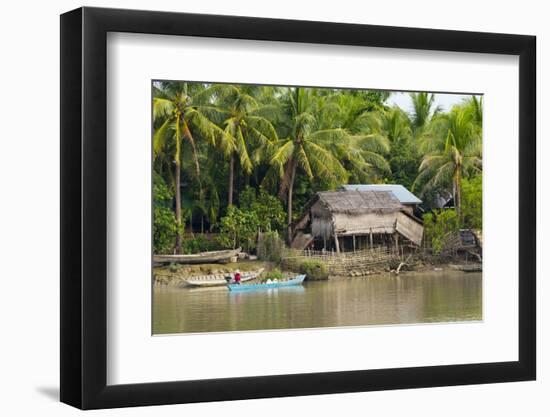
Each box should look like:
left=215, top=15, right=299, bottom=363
left=227, top=274, right=306, bottom=292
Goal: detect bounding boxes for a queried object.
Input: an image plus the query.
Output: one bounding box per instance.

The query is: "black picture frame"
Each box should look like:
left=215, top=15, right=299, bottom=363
left=60, top=6, right=536, bottom=410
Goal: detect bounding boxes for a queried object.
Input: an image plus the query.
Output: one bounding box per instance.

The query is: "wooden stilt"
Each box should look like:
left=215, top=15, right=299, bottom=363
left=369, top=229, right=373, bottom=248
left=352, top=235, right=356, bottom=252
left=394, top=233, right=399, bottom=254
left=334, top=233, right=340, bottom=253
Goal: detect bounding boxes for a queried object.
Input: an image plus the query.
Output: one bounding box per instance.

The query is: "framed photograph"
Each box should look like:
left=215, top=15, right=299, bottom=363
left=60, top=6, right=536, bottom=409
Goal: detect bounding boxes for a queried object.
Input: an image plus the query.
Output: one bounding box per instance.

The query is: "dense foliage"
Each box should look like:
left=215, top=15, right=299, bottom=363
left=461, top=176, right=483, bottom=230
left=180, top=235, right=219, bottom=255
left=423, top=209, right=460, bottom=254
left=152, top=82, right=483, bottom=254
left=298, top=260, right=329, bottom=280
left=217, top=206, right=260, bottom=251
left=153, top=173, right=178, bottom=253
left=238, top=187, right=286, bottom=233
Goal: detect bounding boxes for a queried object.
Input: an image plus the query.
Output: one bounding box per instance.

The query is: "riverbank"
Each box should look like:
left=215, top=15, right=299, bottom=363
left=153, top=260, right=275, bottom=286
left=340, top=263, right=481, bottom=280
left=153, top=257, right=481, bottom=286
left=391, top=257, right=482, bottom=274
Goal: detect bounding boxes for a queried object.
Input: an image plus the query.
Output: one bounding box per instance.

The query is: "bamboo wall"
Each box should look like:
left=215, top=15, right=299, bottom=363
left=311, top=211, right=398, bottom=240
left=395, top=212, right=424, bottom=245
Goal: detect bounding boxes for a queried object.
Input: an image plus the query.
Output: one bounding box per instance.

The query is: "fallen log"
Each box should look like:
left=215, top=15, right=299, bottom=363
left=467, top=250, right=482, bottom=262
left=393, top=254, right=412, bottom=275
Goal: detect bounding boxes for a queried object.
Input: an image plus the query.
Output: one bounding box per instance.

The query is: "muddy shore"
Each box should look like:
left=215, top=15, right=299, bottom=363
left=153, top=260, right=274, bottom=286
left=153, top=258, right=481, bottom=286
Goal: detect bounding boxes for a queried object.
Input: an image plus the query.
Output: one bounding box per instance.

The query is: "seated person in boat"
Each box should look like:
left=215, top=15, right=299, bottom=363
left=234, top=270, right=241, bottom=284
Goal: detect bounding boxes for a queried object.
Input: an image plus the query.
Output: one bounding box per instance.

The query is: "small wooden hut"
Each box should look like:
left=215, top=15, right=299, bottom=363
left=292, top=190, right=423, bottom=252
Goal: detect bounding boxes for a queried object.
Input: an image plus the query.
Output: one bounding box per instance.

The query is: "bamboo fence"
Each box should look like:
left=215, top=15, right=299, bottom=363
left=281, top=246, right=403, bottom=275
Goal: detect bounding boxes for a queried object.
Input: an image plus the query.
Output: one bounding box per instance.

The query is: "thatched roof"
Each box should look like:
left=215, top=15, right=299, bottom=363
left=339, top=184, right=422, bottom=205
left=315, top=190, right=403, bottom=215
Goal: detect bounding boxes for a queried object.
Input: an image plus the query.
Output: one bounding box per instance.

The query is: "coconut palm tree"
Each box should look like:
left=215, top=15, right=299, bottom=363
left=409, top=92, right=441, bottom=135
left=370, top=106, right=413, bottom=145
left=215, top=85, right=279, bottom=206
left=153, top=81, right=227, bottom=253
left=260, top=87, right=349, bottom=242
left=465, top=95, right=483, bottom=128
left=414, top=105, right=482, bottom=219
left=321, top=93, right=391, bottom=182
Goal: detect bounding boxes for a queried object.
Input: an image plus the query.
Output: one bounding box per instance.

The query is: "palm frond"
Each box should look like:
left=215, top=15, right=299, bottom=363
left=269, top=139, right=294, bottom=171
left=295, top=146, right=313, bottom=179
left=235, top=127, right=253, bottom=174
left=153, top=97, right=174, bottom=120
left=245, top=116, right=278, bottom=145
left=303, top=141, right=347, bottom=182
left=310, top=128, right=350, bottom=144
left=153, top=119, right=172, bottom=159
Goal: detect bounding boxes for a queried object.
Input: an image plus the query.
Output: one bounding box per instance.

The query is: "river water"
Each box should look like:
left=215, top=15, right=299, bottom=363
left=152, top=270, right=482, bottom=334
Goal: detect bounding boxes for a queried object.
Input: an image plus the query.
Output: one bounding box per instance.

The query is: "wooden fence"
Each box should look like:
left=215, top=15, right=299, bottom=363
left=281, top=246, right=404, bottom=276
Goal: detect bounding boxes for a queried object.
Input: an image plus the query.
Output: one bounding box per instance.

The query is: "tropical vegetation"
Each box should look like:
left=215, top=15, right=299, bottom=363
left=152, top=82, right=483, bottom=254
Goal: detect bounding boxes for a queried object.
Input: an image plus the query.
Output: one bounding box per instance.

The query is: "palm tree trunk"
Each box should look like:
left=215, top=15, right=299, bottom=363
left=228, top=153, right=235, bottom=206
left=287, top=160, right=297, bottom=244
left=454, top=168, right=462, bottom=221
left=278, top=160, right=294, bottom=201
left=182, top=121, right=203, bottom=204
left=174, top=161, right=182, bottom=254
left=174, top=116, right=185, bottom=254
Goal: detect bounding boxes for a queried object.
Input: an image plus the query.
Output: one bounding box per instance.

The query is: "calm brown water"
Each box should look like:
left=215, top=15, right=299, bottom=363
left=152, top=271, right=482, bottom=334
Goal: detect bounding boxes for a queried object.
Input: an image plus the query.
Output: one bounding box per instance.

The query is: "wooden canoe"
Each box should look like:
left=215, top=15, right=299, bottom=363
left=184, top=268, right=264, bottom=287
left=227, top=274, right=306, bottom=292
left=153, top=248, right=241, bottom=264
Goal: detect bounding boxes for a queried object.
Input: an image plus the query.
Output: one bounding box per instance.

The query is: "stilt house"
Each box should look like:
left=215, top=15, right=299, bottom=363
left=292, top=188, right=424, bottom=252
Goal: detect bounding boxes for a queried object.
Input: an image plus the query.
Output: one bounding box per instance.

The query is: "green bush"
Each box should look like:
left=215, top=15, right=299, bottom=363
left=181, top=235, right=220, bottom=254
left=153, top=206, right=178, bottom=254
left=153, top=172, right=177, bottom=253
left=257, top=230, right=285, bottom=262
left=461, top=175, right=482, bottom=230
left=423, top=209, right=460, bottom=254
left=299, top=260, right=329, bottom=280
left=217, top=205, right=260, bottom=251
left=217, top=188, right=286, bottom=252
left=239, top=186, right=286, bottom=233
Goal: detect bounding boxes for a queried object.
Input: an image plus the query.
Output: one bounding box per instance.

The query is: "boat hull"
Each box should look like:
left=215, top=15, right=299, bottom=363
left=153, top=248, right=241, bottom=264
left=184, top=268, right=264, bottom=287
left=227, top=275, right=306, bottom=292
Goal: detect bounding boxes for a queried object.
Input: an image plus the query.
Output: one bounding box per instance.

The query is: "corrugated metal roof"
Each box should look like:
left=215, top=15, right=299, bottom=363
left=339, top=184, right=422, bottom=205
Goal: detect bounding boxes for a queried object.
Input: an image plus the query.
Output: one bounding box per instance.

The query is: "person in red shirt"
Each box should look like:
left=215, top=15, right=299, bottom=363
left=234, top=270, right=241, bottom=284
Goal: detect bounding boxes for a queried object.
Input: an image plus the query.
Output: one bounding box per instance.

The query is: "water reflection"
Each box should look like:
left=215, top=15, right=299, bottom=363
left=153, top=271, right=482, bottom=334
left=228, top=285, right=305, bottom=299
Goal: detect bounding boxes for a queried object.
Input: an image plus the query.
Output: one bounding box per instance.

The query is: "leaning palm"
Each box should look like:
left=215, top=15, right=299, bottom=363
left=260, top=87, right=349, bottom=241
left=153, top=81, right=227, bottom=253
left=414, top=105, right=482, bottom=219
